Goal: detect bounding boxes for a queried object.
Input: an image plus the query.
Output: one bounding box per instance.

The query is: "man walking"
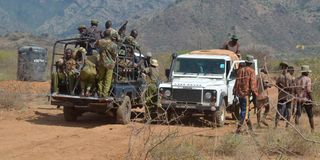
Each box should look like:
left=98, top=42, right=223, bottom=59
left=295, top=65, right=314, bottom=132
left=275, top=62, right=294, bottom=128
left=256, top=68, right=272, bottom=127
left=234, top=55, right=259, bottom=133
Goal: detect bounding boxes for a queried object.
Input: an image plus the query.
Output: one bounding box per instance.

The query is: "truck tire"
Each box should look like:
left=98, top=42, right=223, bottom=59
left=116, top=96, right=132, bottom=124
left=213, top=100, right=226, bottom=127
left=63, top=106, right=77, bottom=122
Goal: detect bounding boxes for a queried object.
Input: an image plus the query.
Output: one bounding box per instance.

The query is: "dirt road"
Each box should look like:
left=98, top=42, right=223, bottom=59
left=0, top=81, right=318, bottom=160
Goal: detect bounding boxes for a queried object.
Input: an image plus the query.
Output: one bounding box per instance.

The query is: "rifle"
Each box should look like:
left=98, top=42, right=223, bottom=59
left=118, top=20, right=128, bottom=38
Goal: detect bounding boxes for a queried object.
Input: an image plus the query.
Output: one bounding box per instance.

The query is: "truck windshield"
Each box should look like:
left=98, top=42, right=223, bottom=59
left=173, top=58, right=225, bottom=75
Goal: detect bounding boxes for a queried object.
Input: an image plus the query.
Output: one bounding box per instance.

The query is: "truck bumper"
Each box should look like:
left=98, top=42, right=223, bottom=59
left=161, top=100, right=217, bottom=111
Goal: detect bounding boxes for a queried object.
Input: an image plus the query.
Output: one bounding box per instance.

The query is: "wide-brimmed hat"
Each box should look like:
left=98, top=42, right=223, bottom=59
left=150, top=59, right=158, bottom=67
left=230, top=34, right=239, bottom=40
left=244, top=54, right=254, bottom=63
left=300, top=65, right=312, bottom=73
left=279, top=61, right=289, bottom=67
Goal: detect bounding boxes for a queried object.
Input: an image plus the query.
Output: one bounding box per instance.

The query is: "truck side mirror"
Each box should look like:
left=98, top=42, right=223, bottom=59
left=165, top=69, right=170, bottom=79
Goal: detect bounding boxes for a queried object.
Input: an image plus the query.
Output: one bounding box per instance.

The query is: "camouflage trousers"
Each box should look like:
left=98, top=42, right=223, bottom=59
left=97, top=66, right=113, bottom=97
left=52, top=71, right=76, bottom=94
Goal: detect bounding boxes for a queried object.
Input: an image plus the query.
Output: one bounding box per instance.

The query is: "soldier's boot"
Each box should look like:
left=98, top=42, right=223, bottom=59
left=261, top=114, right=269, bottom=127
left=309, top=118, right=315, bottom=133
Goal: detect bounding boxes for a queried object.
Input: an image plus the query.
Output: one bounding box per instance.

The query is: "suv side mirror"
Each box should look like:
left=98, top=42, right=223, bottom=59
left=171, top=53, right=177, bottom=59
left=165, top=69, right=171, bottom=79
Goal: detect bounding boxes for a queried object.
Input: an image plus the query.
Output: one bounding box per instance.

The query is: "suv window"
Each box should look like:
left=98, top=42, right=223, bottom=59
left=174, top=58, right=225, bottom=75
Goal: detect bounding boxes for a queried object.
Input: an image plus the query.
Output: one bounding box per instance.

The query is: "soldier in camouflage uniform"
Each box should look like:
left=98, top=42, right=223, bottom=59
left=52, top=48, right=77, bottom=95
left=143, top=59, right=160, bottom=120
left=96, top=32, right=118, bottom=97
left=87, top=19, right=103, bottom=55
left=102, top=20, right=120, bottom=41
left=123, top=29, right=142, bottom=55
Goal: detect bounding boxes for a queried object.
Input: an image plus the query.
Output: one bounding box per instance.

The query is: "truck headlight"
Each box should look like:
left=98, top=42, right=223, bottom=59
left=204, top=92, right=212, bottom=100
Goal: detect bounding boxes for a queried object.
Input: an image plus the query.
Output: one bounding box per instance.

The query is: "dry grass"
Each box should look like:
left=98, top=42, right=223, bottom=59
left=0, top=92, right=25, bottom=110
left=0, top=50, right=17, bottom=81
left=262, top=128, right=319, bottom=156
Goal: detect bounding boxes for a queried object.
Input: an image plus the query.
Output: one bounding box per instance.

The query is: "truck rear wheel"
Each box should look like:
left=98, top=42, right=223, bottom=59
left=63, top=106, right=77, bottom=122
left=213, top=100, right=226, bottom=127
left=116, top=96, right=132, bottom=124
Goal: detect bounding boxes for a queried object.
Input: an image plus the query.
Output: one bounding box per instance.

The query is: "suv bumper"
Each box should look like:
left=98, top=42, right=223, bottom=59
left=161, top=99, right=217, bottom=111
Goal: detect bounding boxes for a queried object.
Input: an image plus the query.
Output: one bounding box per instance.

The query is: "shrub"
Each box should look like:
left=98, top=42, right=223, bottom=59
left=0, top=92, right=25, bottom=110
left=215, top=134, right=243, bottom=156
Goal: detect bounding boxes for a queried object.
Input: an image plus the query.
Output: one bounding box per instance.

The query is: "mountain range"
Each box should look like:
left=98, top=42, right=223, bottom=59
left=1, top=0, right=320, bottom=54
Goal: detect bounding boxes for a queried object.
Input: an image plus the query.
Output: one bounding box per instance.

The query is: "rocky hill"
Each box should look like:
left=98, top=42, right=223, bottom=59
left=136, top=0, right=320, bottom=54
left=0, top=0, right=320, bottom=54
left=0, top=0, right=175, bottom=36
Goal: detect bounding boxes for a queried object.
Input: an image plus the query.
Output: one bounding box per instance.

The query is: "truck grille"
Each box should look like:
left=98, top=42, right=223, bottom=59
left=172, top=89, right=202, bottom=102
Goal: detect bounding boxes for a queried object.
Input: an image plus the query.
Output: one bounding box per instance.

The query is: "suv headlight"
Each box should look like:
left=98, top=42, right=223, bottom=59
left=160, top=88, right=171, bottom=98
left=164, top=90, right=171, bottom=97
left=204, top=92, right=212, bottom=100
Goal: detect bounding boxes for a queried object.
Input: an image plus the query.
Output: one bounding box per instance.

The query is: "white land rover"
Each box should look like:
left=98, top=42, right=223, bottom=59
left=159, top=49, right=258, bottom=126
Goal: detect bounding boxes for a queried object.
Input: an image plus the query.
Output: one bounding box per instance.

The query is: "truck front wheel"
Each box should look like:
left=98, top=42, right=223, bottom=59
left=116, top=96, right=132, bottom=124
left=213, top=100, right=226, bottom=127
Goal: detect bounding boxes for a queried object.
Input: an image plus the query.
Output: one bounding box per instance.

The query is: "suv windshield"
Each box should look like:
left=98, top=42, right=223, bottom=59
left=173, top=58, right=225, bottom=75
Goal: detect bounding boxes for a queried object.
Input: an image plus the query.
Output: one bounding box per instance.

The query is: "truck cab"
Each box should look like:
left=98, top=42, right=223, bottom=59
left=159, top=49, right=258, bottom=126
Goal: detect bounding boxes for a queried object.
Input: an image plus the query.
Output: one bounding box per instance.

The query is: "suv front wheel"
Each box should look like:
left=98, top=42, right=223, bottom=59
left=213, top=99, right=226, bottom=127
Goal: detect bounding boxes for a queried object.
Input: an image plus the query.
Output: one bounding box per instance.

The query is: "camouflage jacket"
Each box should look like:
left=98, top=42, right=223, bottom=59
left=103, top=28, right=120, bottom=41
left=233, top=66, right=258, bottom=97
left=123, top=36, right=140, bottom=51
left=96, top=39, right=117, bottom=69
left=144, top=67, right=159, bottom=84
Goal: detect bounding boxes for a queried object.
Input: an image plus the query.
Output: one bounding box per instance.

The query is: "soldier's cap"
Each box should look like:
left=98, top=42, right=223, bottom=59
left=78, top=24, right=86, bottom=30
left=279, top=61, right=289, bottom=67
left=244, top=54, right=254, bottom=63
left=150, top=58, right=159, bottom=67
left=91, top=19, right=98, bottom=25
left=300, top=65, right=312, bottom=73
left=230, top=34, right=239, bottom=40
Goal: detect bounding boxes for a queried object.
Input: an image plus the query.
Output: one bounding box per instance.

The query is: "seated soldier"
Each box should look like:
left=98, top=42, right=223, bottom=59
left=52, top=48, right=77, bottom=95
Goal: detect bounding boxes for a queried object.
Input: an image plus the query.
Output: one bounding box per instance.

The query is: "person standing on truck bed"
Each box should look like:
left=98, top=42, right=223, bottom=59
left=96, top=31, right=118, bottom=97
left=222, top=35, right=241, bottom=58
left=123, top=29, right=142, bottom=56
left=233, top=55, right=258, bottom=134
left=87, top=19, right=103, bottom=55
left=102, top=20, right=120, bottom=42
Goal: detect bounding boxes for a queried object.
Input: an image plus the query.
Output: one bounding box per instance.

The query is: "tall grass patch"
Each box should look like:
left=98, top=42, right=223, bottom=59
left=0, top=50, right=17, bottom=81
